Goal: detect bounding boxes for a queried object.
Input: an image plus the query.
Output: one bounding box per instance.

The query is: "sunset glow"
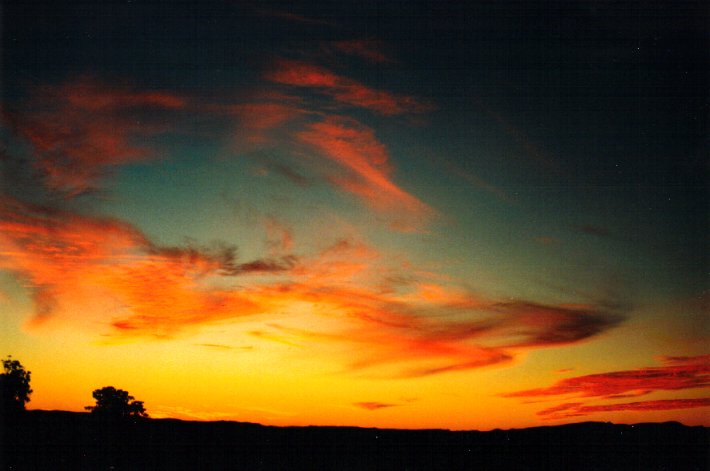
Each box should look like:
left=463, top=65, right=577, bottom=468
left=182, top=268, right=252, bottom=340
left=1, top=1, right=707, bottom=430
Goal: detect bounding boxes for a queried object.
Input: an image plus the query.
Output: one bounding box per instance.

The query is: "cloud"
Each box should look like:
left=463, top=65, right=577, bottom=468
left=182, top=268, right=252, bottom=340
left=265, top=162, right=311, bottom=187
left=234, top=256, right=298, bottom=274
left=353, top=402, right=398, bottom=411
left=264, top=217, right=295, bottom=253
left=266, top=59, right=432, bottom=115
left=297, top=116, right=432, bottom=228
left=471, top=97, right=563, bottom=175
left=217, top=102, right=304, bottom=148
left=332, top=39, right=392, bottom=63
left=537, top=398, right=710, bottom=420
left=246, top=278, right=622, bottom=378
left=490, top=301, right=624, bottom=348
left=195, top=343, right=253, bottom=351
left=503, top=355, right=710, bottom=420
left=0, top=196, right=623, bottom=374
left=0, top=197, right=292, bottom=337
left=440, top=157, right=514, bottom=204
left=5, top=76, right=186, bottom=197
left=502, top=355, right=710, bottom=399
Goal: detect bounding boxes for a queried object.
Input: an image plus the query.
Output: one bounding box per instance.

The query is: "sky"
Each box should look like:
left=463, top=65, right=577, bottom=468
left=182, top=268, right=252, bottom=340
left=0, top=1, right=708, bottom=430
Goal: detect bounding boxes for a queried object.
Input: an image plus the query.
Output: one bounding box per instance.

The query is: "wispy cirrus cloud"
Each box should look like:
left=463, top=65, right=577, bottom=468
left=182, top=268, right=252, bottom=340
left=266, top=59, right=432, bottom=115
left=440, top=156, right=514, bottom=204
left=212, top=101, right=305, bottom=149
left=0, top=195, right=624, bottom=375
left=298, top=116, right=432, bottom=229
left=503, top=355, right=710, bottom=399
left=353, top=402, right=398, bottom=411
left=503, top=355, right=710, bottom=420
left=332, top=39, right=392, bottom=64
left=261, top=162, right=312, bottom=188
left=0, top=197, right=295, bottom=336
left=240, top=282, right=622, bottom=378
left=537, top=399, right=710, bottom=420
left=4, top=76, right=186, bottom=197
left=490, top=301, right=624, bottom=349
left=0, top=68, right=620, bottom=372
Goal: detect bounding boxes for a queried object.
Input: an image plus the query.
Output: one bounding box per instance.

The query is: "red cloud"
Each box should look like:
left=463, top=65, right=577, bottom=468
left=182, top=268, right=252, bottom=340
left=503, top=355, right=710, bottom=420
left=333, top=39, right=392, bottom=63
left=298, top=116, right=432, bottom=228
left=502, top=355, right=710, bottom=399
left=60, top=79, right=185, bottom=110
left=537, top=398, right=710, bottom=420
left=217, top=102, right=304, bottom=147
left=266, top=59, right=431, bottom=115
left=7, top=76, right=186, bottom=197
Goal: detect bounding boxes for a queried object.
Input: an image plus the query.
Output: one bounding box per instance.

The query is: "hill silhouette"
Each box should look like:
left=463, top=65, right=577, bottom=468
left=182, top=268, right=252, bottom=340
left=2, top=410, right=707, bottom=470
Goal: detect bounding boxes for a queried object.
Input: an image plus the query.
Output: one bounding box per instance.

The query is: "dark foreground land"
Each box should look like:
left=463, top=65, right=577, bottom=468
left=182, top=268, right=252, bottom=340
left=2, top=411, right=708, bottom=470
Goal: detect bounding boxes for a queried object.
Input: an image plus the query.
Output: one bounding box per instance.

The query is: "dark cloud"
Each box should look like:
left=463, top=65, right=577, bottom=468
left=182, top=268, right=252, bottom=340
left=149, top=241, right=298, bottom=276
left=236, top=255, right=298, bottom=274
left=268, top=162, right=311, bottom=187
left=353, top=402, right=398, bottom=411
left=492, top=301, right=625, bottom=348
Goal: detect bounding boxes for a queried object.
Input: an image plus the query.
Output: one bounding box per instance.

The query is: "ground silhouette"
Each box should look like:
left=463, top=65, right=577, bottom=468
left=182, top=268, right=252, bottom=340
left=2, top=410, right=707, bottom=470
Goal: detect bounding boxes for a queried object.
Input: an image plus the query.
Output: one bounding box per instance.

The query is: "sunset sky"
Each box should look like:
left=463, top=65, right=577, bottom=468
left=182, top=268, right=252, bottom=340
left=1, top=1, right=708, bottom=430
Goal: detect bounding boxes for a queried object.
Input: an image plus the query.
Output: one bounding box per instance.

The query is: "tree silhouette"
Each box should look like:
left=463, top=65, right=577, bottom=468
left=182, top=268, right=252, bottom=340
left=85, top=386, right=148, bottom=419
left=1, top=355, right=32, bottom=416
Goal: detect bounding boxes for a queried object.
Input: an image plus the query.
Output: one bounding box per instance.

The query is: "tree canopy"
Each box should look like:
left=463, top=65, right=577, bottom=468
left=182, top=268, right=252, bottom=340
left=1, top=355, right=32, bottom=415
left=85, top=386, right=148, bottom=419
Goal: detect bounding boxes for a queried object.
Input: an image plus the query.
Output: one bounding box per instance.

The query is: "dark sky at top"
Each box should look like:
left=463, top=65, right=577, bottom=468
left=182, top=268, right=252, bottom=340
left=4, top=0, right=706, bottom=275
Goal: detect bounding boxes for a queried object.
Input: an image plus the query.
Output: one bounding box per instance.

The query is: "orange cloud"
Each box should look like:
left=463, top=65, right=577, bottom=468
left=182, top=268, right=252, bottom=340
left=241, top=272, right=621, bottom=378
left=298, top=116, right=432, bottom=228
left=0, top=197, right=623, bottom=375
left=0, top=197, right=289, bottom=336
left=266, top=59, right=431, bottom=115
left=7, top=76, right=186, bottom=197
left=264, top=217, right=294, bottom=253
